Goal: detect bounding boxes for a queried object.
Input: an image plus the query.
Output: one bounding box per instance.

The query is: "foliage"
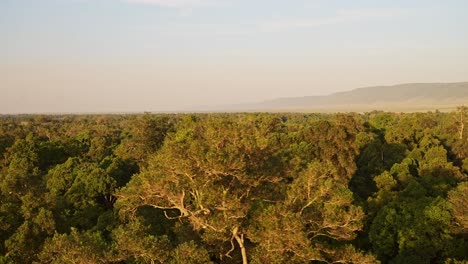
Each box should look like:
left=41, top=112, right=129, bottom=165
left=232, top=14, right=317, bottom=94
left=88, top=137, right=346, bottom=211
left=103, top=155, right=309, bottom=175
left=0, top=110, right=466, bottom=263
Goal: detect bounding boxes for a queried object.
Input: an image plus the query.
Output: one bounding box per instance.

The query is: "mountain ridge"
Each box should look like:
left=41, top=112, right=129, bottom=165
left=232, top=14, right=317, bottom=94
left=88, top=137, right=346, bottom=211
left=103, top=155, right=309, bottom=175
left=201, top=82, right=468, bottom=112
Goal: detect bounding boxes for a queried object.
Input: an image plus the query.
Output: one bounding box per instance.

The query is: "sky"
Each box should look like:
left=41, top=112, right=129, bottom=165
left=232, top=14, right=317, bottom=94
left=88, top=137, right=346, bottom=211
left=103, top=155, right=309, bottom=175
left=1, top=0, right=468, bottom=113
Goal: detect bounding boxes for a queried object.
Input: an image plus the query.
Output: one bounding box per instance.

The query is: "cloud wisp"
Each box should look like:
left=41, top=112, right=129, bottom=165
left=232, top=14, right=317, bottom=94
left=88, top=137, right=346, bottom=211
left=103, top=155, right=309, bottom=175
left=258, top=8, right=410, bottom=33
left=125, top=6, right=410, bottom=37
left=123, top=0, right=224, bottom=8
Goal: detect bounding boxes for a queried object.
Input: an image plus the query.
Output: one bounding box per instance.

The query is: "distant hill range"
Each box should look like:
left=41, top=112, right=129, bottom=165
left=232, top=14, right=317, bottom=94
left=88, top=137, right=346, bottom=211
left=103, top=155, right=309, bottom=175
left=202, top=82, right=468, bottom=112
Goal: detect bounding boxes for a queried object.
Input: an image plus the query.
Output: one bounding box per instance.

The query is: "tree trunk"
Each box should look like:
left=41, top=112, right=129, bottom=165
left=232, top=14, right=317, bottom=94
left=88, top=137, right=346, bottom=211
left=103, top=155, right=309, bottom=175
left=233, top=227, right=248, bottom=264
left=459, top=121, right=464, bottom=140
left=457, top=106, right=466, bottom=140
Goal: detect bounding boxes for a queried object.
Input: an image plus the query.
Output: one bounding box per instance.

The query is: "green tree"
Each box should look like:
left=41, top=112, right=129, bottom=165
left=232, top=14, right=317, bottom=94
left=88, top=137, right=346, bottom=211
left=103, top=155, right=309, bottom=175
left=248, top=161, right=368, bottom=263
left=448, top=182, right=468, bottom=234
left=117, top=115, right=287, bottom=264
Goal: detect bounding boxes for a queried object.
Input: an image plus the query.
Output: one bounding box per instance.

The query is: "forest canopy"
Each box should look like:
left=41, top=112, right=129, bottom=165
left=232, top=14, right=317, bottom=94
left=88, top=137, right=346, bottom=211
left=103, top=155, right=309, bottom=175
left=0, top=108, right=467, bottom=264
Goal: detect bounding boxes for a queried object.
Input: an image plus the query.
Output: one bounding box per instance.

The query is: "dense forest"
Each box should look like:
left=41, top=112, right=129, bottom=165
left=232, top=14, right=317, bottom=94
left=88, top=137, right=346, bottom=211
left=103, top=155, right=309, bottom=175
left=0, top=108, right=467, bottom=264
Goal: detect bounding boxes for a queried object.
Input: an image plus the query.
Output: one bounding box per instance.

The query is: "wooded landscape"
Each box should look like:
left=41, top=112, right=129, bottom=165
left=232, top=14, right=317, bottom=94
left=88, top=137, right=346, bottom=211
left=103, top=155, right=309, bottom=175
left=0, top=108, right=467, bottom=264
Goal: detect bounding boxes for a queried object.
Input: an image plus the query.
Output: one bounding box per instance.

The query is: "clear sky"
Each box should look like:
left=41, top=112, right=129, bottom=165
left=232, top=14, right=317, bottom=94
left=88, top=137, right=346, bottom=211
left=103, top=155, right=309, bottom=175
left=1, top=0, right=468, bottom=113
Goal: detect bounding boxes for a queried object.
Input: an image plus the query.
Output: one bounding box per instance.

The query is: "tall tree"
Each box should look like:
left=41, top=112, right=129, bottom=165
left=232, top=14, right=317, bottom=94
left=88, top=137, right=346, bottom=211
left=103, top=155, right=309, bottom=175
left=117, top=115, right=287, bottom=264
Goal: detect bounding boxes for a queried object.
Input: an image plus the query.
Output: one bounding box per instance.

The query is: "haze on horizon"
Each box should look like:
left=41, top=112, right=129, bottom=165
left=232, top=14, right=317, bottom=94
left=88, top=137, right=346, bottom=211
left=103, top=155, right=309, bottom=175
left=1, top=0, right=468, bottom=113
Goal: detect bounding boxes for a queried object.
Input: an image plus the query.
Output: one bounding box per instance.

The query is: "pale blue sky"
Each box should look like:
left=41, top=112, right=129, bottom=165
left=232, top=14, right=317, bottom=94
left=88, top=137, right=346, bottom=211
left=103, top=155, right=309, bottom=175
left=1, top=0, right=468, bottom=113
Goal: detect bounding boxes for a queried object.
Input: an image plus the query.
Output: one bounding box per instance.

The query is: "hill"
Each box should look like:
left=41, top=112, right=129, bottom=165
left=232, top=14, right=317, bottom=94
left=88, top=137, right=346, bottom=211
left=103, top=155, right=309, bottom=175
left=205, top=82, right=468, bottom=112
